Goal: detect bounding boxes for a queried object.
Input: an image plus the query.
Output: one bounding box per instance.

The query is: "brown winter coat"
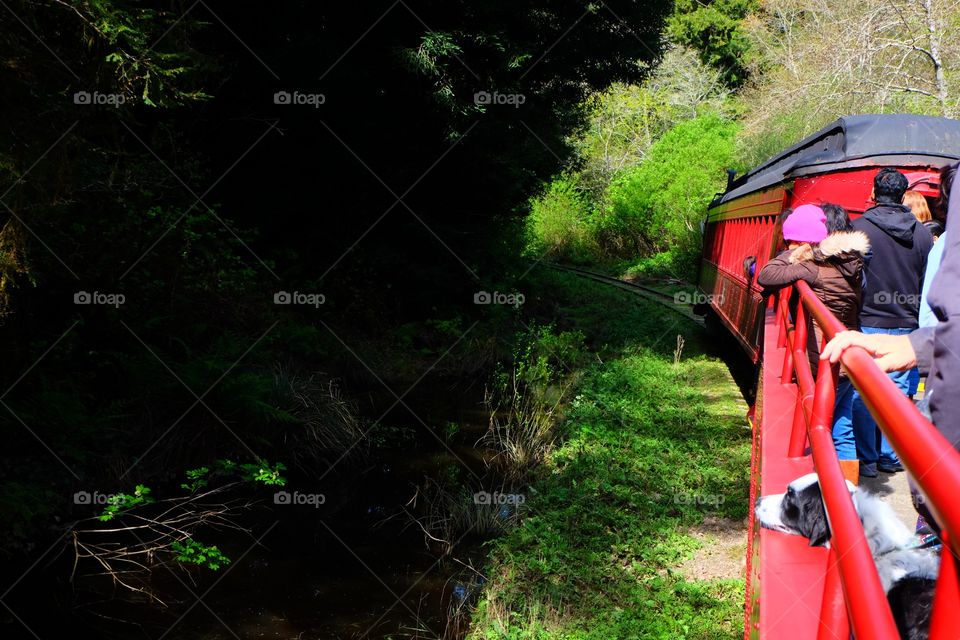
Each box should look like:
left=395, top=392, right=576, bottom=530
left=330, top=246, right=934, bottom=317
left=757, top=231, right=871, bottom=373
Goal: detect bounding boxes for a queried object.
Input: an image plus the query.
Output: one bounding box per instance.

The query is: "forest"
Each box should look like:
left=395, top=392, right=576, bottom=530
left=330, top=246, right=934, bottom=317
left=1, top=1, right=958, bottom=639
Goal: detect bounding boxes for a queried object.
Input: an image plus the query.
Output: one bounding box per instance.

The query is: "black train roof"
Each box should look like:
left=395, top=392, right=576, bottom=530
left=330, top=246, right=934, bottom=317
left=715, top=114, right=960, bottom=206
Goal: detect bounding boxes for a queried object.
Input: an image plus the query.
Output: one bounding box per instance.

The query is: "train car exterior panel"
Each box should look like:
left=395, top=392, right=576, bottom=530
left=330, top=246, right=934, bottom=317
left=791, top=166, right=942, bottom=216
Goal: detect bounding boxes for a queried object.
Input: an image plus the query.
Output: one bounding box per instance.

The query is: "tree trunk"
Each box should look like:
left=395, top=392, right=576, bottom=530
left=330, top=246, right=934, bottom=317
left=923, top=0, right=949, bottom=115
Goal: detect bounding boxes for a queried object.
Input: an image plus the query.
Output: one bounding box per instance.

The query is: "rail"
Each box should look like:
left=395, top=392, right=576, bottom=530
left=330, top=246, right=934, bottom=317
left=535, top=262, right=704, bottom=325
left=775, top=280, right=960, bottom=639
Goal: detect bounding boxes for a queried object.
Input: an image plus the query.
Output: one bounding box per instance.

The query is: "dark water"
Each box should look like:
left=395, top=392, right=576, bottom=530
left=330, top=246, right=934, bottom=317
left=2, top=384, right=495, bottom=640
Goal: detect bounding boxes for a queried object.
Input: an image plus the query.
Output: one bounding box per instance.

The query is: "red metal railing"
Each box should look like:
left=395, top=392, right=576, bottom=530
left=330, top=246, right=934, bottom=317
left=775, top=280, right=960, bottom=639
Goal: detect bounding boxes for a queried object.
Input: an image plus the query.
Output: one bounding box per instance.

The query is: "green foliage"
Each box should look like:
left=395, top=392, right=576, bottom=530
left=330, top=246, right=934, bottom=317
left=99, top=485, right=154, bottom=522
left=469, top=270, right=749, bottom=639
left=483, top=323, right=586, bottom=479
left=524, top=177, right=597, bottom=262
left=669, top=0, right=759, bottom=87
left=735, top=106, right=825, bottom=173
left=240, top=461, right=287, bottom=486
left=81, top=0, right=212, bottom=106
left=170, top=538, right=231, bottom=571
left=525, top=45, right=736, bottom=275
left=181, top=466, right=211, bottom=493
left=602, top=114, right=739, bottom=276
left=214, top=459, right=287, bottom=487
left=572, top=47, right=732, bottom=195
left=519, top=324, right=587, bottom=379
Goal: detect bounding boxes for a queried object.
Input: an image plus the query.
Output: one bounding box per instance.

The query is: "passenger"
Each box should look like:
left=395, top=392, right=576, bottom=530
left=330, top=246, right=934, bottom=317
left=850, top=168, right=934, bottom=477
left=823, top=202, right=854, bottom=233
left=757, top=204, right=869, bottom=475
left=821, top=161, right=960, bottom=534
left=904, top=190, right=943, bottom=239
left=919, top=165, right=954, bottom=328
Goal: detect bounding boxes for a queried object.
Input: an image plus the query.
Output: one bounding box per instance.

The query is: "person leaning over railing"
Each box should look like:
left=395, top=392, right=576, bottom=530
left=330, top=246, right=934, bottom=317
left=757, top=204, right=870, bottom=483
left=822, top=162, right=960, bottom=534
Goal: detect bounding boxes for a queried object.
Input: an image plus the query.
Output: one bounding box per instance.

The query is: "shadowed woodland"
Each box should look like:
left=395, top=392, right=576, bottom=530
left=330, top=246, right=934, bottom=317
left=1, top=1, right=958, bottom=638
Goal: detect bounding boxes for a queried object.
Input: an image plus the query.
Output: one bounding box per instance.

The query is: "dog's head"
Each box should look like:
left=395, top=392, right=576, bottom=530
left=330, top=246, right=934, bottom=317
left=755, top=473, right=857, bottom=547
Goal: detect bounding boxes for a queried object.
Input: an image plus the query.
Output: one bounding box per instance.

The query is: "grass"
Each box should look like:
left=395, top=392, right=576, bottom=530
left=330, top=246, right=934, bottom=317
left=467, top=269, right=751, bottom=639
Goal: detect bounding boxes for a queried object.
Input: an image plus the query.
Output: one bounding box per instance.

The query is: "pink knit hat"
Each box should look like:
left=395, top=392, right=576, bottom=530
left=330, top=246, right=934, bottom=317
left=782, top=204, right=828, bottom=243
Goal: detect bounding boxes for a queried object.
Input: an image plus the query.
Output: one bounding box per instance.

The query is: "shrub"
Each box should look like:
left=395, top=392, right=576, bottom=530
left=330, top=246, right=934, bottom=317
left=525, top=177, right=597, bottom=262
left=601, top=114, right=739, bottom=276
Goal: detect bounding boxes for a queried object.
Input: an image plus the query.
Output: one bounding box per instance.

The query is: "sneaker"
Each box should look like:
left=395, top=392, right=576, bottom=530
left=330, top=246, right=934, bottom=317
left=860, top=462, right=878, bottom=478
left=878, top=461, right=904, bottom=473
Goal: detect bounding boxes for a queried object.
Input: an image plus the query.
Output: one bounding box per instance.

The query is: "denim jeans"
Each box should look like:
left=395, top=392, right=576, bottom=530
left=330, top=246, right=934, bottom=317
left=851, top=326, right=915, bottom=465
left=833, top=378, right=857, bottom=460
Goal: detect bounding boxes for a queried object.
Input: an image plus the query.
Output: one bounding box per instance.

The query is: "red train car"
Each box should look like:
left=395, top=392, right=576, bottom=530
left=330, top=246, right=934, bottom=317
left=697, top=114, right=960, bottom=639
left=699, top=114, right=960, bottom=360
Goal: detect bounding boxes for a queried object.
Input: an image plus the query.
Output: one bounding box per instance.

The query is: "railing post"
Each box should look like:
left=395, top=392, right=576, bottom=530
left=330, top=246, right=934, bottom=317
left=787, top=302, right=810, bottom=457
left=779, top=290, right=795, bottom=383
left=793, top=300, right=808, bottom=363
left=817, top=547, right=850, bottom=640
left=776, top=291, right=787, bottom=349
left=930, top=533, right=960, bottom=640
left=789, top=393, right=808, bottom=457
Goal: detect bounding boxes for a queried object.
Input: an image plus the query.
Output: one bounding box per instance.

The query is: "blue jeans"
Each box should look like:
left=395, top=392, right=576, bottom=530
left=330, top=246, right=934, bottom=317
left=833, top=378, right=857, bottom=460
left=851, top=326, right=915, bottom=465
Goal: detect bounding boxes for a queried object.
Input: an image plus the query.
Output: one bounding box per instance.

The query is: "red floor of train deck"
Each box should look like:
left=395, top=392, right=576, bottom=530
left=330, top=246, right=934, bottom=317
left=747, top=307, right=919, bottom=639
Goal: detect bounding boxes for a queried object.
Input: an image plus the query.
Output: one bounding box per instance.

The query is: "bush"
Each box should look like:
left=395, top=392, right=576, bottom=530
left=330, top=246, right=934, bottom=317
left=525, top=177, right=597, bottom=262
left=601, top=114, right=739, bottom=276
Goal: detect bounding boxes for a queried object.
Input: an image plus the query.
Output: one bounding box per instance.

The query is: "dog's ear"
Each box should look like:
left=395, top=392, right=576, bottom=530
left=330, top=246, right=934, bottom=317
left=797, top=487, right=831, bottom=547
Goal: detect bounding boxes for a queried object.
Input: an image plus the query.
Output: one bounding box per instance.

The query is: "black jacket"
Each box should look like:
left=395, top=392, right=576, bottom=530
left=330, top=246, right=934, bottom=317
left=852, top=203, right=934, bottom=329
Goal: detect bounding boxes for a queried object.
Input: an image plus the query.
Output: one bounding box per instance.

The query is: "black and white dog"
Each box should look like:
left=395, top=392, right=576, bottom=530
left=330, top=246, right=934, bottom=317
left=755, top=473, right=939, bottom=640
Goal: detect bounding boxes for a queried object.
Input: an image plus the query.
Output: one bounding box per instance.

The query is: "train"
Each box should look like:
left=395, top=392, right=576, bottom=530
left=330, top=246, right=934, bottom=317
left=699, top=114, right=960, bottom=359
left=695, top=114, right=960, bottom=639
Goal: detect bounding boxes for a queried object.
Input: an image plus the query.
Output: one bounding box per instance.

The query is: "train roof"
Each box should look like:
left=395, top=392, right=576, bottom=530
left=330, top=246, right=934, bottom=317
left=714, top=114, right=960, bottom=206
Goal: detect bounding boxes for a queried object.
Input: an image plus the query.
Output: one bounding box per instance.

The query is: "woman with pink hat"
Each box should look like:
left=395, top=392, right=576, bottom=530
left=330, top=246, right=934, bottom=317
left=757, top=204, right=870, bottom=483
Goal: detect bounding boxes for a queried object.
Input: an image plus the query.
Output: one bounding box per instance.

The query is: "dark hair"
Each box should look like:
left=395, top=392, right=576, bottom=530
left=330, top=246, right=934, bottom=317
left=873, top=167, right=908, bottom=204
left=934, top=162, right=957, bottom=224
left=821, top=203, right=852, bottom=233
left=771, top=207, right=792, bottom=255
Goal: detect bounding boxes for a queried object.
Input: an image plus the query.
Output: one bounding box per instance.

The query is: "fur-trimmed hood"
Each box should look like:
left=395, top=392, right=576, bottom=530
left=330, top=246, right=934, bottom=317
left=789, top=230, right=870, bottom=265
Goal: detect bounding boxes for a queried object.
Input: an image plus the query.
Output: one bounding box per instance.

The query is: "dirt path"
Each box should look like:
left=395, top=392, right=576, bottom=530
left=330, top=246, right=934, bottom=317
left=861, top=470, right=919, bottom=530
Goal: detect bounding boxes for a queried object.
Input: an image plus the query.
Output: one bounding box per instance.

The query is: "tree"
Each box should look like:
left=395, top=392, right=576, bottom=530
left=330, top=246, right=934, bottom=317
left=572, top=47, right=732, bottom=194
left=669, top=0, right=760, bottom=87
left=602, top=114, right=739, bottom=268
left=738, top=0, right=960, bottom=168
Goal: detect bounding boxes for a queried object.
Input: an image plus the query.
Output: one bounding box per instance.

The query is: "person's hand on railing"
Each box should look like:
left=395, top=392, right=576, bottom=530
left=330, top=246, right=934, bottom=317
left=821, top=330, right=917, bottom=372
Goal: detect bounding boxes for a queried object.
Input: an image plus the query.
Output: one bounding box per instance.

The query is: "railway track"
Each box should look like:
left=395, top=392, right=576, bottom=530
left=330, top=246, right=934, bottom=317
left=536, top=262, right=705, bottom=326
